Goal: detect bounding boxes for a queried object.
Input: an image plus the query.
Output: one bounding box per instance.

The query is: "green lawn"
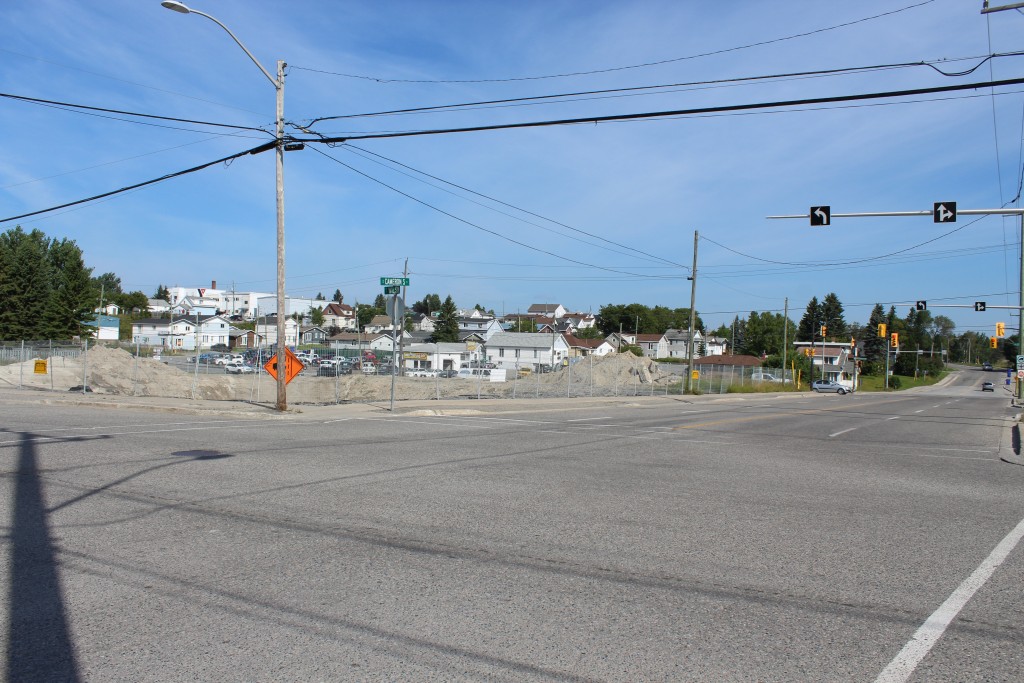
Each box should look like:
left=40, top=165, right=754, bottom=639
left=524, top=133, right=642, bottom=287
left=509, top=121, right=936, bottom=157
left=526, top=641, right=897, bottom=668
left=856, top=371, right=948, bottom=392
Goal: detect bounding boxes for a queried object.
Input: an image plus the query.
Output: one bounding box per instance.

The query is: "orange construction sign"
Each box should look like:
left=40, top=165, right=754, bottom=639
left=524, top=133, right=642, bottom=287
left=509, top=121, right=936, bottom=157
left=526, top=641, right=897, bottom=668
left=264, top=347, right=304, bottom=384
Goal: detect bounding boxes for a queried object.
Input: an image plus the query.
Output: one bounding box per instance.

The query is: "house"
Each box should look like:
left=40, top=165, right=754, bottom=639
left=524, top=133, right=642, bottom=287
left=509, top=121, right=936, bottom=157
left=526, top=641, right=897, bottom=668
left=528, top=303, right=567, bottom=319
left=365, top=314, right=395, bottom=333
left=256, top=295, right=315, bottom=318
left=328, top=331, right=400, bottom=354
left=793, top=341, right=857, bottom=389
left=400, top=342, right=466, bottom=372
left=483, top=331, right=570, bottom=371
left=321, top=302, right=357, bottom=331
left=172, top=295, right=218, bottom=317
left=255, top=316, right=299, bottom=348
left=132, top=314, right=234, bottom=351
left=147, top=298, right=171, bottom=315
left=664, top=328, right=705, bottom=359
left=85, top=314, right=120, bottom=340
left=409, top=312, right=436, bottom=333
left=230, top=328, right=265, bottom=350
left=458, top=316, right=503, bottom=341
left=605, top=332, right=636, bottom=350
left=703, top=335, right=729, bottom=356
left=167, top=282, right=271, bottom=319
left=96, top=303, right=121, bottom=316
left=563, top=312, right=597, bottom=329
left=635, top=333, right=669, bottom=359
left=564, top=335, right=615, bottom=357
left=299, top=325, right=328, bottom=345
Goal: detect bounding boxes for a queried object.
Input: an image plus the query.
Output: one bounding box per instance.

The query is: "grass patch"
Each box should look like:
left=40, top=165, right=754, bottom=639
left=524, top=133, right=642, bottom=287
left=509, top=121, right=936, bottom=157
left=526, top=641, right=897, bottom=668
left=857, top=371, right=948, bottom=391
left=725, top=382, right=795, bottom=393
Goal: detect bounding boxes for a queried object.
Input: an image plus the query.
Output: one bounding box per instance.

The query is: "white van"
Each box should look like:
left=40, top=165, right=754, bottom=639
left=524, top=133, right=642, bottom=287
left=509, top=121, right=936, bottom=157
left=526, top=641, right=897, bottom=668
left=457, top=368, right=490, bottom=379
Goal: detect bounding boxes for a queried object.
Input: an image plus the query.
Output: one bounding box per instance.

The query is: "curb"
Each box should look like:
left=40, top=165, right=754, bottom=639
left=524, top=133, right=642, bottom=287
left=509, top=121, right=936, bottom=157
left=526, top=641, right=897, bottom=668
left=999, top=413, right=1023, bottom=466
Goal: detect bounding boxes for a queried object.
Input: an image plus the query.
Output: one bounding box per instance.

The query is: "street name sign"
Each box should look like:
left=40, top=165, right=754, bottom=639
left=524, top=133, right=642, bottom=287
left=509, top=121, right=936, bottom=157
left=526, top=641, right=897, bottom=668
left=380, top=277, right=410, bottom=286
left=383, top=285, right=400, bottom=295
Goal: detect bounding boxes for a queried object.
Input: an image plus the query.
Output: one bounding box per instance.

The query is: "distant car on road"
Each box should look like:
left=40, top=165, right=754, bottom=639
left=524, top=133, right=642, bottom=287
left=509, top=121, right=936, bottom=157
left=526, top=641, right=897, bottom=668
left=982, top=362, right=993, bottom=371
left=982, top=381, right=995, bottom=392
left=225, top=361, right=255, bottom=374
left=811, top=379, right=849, bottom=395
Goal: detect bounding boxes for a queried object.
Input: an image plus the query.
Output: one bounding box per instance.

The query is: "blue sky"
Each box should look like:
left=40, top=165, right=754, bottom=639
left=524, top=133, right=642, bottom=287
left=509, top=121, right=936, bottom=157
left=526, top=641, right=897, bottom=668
left=3, top=0, right=1024, bottom=335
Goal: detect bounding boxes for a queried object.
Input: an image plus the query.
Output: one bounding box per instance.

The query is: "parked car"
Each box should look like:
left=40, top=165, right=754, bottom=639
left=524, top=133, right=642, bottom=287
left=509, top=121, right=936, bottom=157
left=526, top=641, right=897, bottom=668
left=811, top=379, right=849, bottom=394
left=982, top=381, right=995, bottom=392
left=438, top=369, right=458, bottom=378
left=317, top=364, right=351, bottom=377
left=751, top=372, right=790, bottom=383
left=408, top=368, right=438, bottom=378
left=225, top=361, right=255, bottom=374
left=361, top=362, right=377, bottom=375
left=187, top=353, right=216, bottom=364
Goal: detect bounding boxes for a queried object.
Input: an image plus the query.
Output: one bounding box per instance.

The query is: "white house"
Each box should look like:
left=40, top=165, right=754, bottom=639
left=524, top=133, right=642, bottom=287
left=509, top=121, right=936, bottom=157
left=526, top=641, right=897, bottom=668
left=401, top=342, right=466, bottom=372
left=793, top=341, right=857, bottom=389
left=86, top=314, right=120, bottom=340
left=255, top=316, right=300, bottom=348
left=256, top=295, right=315, bottom=318
left=564, top=335, right=615, bottom=357
left=131, top=314, right=234, bottom=351
left=484, top=332, right=570, bottom=371
left=321, top=302, right=357, bottom=331
left=528, top=303, right=567, bottom=319
left=635, top=333, right=669, bottom=359
left=167, top=282, right=271, bottom=319
left=458, top=316, right=503, bottom=341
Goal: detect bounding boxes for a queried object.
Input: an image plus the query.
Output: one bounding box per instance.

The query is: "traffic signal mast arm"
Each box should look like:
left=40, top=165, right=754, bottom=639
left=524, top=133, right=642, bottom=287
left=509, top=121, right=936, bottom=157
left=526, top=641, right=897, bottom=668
left=766, top=208, right=1024, bottom=220
left=901, top=304, right=1024, bottom=310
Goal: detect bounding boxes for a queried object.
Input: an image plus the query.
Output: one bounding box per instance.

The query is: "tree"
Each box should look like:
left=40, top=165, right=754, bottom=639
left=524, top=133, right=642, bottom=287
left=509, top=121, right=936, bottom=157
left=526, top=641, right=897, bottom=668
left=507, top=317, right=535, bottom=333
left=154, top=284, right=170, bottom=302
left=862, top=304, right=887, bottom=364
left=596, top=303, right=702, bottom=336
left=820, top=293, right=847, bottom=340
left=311, top=306, right=325, bottom=326
left=315, top=292, right=325, bottom=301
left=574, top=326, right=603, bottom=339
left=92, top=272, right=122, bottom=302
left=116, top=291, right=150, bottom=315
left=738, top=311, right=793, bottom=357
left=796, top=297, right=822, bottom=342
left=332, top=289, right=343, bottom=303
left=433, top=295, right=460, bottom=342
left=413, top=293, right=442, bottom=315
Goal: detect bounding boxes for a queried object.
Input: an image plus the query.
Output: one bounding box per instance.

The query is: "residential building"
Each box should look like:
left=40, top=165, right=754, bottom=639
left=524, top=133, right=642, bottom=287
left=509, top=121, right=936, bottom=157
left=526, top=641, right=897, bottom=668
left=458, top=316, right=503, bottom=341
left=255, top=316, right=299, bottom=348
left=793, top=341, right=857, bottom=388
left=256, top=295, right=316, bottom=319
left=484, top=331, right=570, bottom=371
left=528, top=303, right=567, bottom=319
left=401, top=342, right=466, bottom=372
left=321, top=302, right=357, bottom=331
left=365, top=315, right=394, bottom=333
left=664, top=328, right=706, bottom=359
left=299, top=325, right=328, bottom=345
left=131, top=314, right=234, bottom=351
left=635, top=333, right=669, bottom=359
left=564, top=335, right=615, bottom=357
left=86, top=314, right=120, bottom=341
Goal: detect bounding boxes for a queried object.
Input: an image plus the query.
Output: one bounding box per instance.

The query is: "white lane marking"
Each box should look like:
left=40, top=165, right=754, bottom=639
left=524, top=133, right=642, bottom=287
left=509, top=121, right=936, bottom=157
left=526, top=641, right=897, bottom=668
left=566, top=416, right=612, bottom=422
left=829, top=427, right=857, bottom=438
left=932, top=405, right=942, bottom=409
left=875, top=514, right=1024, bottom=683
left=887, top=416, right=901, bottom=421
left=914, top=410, right=924, bottom=414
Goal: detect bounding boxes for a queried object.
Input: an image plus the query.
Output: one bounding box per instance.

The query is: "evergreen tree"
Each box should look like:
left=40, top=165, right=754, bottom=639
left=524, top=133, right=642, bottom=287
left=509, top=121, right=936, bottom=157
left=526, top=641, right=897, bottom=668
left=373, top=293, right=387, bottom=309
left=433, top=295, right=460, bottom=342
left=311, top=306, right=325, bottom=326
left=154, top=284, right=170, bottom=302
left=820, top=292, right=847, bottom=340
left=0, top=227, right=55, bottom=339
left=47, top=237, right=95, bottom=339
left=315, top=292, right=325, bottom=301
left=332, top=289, right=343, bottom=303
left=796, top=297, right=822, bottom=341
left=863, top=304, right=887, bottom=363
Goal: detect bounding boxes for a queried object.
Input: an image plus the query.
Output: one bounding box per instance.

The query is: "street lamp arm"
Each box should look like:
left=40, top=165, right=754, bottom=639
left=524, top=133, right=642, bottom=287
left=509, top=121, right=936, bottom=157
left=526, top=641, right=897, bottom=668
left=161, top=2, right=278, bottom=89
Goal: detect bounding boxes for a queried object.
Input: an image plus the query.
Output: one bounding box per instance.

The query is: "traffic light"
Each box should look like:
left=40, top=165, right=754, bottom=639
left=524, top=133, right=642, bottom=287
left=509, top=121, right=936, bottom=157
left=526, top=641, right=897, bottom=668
left=850, top=337, right=856, bottom=349
left=820, top=325, right=827, bottom=337
left=890, top=332, right=899, bottom=347
left=996, top=322, right=1005, bottom=337
left=877, top=323, right=887, bottom=338
left=991, top=336, right=999, bottom=349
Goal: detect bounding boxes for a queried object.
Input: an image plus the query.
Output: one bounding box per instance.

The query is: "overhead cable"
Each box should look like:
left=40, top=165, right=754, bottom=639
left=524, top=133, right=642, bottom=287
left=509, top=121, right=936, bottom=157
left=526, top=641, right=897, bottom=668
left=0, top=91, right=271, bottom=133
left=290, top=0, right=936, bottom=83
left=300, top=76, right=1024, bottom=144
left=0, top=142, right=276, bottom=224
left=304, top=51, right=1024, bottom=126
left=309, top=146, right=683, bottom=280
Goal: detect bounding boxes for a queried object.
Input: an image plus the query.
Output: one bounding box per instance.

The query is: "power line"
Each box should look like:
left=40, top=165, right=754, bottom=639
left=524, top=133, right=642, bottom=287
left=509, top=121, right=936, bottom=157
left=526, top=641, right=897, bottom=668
left=290, top=0, right=936, bottom=84
left=339, top=144, right=688, bottom=269
left=300, top=76, right=1024, bottom=144
left=304, top=52, right=1023, bottom=126
left=0, top=91, right=271, bottom=133
left=0, top=142, right=276, bottom=224
left=309, top=146, right=683, bottom=280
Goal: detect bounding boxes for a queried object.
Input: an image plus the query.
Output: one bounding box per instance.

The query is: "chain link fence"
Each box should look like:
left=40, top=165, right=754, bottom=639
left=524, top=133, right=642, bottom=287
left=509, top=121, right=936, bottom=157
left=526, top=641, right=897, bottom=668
left=0, top=340, right=805, bottom=405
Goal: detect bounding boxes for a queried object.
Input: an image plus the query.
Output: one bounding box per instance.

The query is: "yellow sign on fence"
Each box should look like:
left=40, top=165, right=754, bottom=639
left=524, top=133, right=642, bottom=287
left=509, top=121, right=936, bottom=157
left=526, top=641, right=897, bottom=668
left=33, top=359, right=47, bottom=374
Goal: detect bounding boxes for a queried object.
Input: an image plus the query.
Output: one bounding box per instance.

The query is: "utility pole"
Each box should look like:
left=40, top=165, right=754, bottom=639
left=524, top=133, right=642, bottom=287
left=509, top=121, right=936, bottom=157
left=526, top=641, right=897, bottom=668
left=398, top=257, right=408, bottom=377
left=686, top=230, right=698, bottom=393
left=782, top=297, right=788, bottom=383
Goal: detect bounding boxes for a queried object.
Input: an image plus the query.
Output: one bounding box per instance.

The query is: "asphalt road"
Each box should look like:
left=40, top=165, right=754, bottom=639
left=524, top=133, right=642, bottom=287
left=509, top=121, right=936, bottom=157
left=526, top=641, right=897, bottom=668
left=1, top=369, right=1021, bottom=681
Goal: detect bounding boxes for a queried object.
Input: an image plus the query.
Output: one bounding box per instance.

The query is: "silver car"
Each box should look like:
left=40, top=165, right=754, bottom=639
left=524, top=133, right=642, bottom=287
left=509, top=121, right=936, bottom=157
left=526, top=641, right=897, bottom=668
left=811, top=379, right=849, bottom=395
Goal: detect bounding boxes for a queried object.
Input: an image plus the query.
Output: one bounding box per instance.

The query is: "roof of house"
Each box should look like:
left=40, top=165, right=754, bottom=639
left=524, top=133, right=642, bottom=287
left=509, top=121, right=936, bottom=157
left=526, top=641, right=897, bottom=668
left=528, top=304, right=562, bottom=314
left=694, top=354, right=763, bottom=366
left=564, top=335, right=609, bottom=349
left=486, top=331, right=565, bottom=349
left=322, top=302, right=354, bottom=316
left=368, top=315, right=393, bottom=327
left=300, top=325, right=326, bottom=334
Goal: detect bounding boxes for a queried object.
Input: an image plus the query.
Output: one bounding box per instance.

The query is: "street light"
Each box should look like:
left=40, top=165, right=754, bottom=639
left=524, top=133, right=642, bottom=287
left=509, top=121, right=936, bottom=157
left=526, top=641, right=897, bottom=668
left=161, top=0, right=289, bottom=411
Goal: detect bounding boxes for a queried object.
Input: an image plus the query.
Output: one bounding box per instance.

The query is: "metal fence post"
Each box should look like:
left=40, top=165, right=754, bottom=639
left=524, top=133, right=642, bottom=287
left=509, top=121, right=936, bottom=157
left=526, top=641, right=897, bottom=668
left=82, top=338, right=88, bottom=394
left=19, top=340, right=24, bottom=389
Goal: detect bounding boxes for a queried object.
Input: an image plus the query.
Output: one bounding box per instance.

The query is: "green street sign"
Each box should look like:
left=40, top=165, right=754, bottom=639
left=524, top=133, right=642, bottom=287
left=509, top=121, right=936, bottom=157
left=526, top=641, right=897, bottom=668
left=380, top=277, right=410, bottom=286
left=383, top=285, right=400, bottom=295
